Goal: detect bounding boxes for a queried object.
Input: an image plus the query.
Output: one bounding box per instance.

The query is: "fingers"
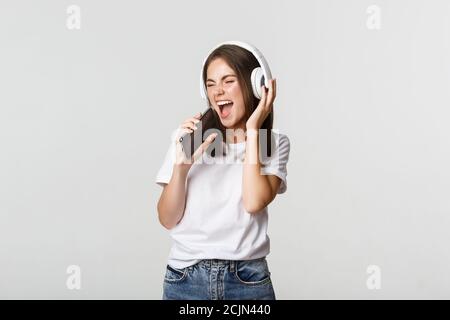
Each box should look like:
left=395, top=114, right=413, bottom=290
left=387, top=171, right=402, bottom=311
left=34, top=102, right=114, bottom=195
left=181, top=122, right=197, bottom=131
left=175, top=127, right=194, bottom=143
left=181, top=127, right=193, bottom=135
left=260, top=84, right=267, bottom=105
left=191, top=133, right=218, bottom=162
left=194, top=112, right=202, bottom=120
left=266, top=79, right=275, bottom=107
left=180, top=112, right=201, bottom=131
left=266, top=83, right=272, bottom=106
left=180, top=117, right=201, bottom=131
left=206, top=132, right=218, bottom=143
left=273, top=78, right=277, bottom=98
left=185, top=117, right=200, bottom=125
left=259, top=79, right=276, bottom=111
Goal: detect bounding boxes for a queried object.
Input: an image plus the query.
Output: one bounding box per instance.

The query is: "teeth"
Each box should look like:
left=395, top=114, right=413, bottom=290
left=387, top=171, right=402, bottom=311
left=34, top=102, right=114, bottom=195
left=217, top=100, right=233, bottom=106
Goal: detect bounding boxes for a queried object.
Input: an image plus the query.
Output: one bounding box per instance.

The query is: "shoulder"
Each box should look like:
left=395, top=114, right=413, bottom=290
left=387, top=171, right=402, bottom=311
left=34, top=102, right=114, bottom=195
left=277, top=132, right=290, bottom=145
left=260, top=130, right=290, bottom=167
left=272, top=131, right=290, bottom=154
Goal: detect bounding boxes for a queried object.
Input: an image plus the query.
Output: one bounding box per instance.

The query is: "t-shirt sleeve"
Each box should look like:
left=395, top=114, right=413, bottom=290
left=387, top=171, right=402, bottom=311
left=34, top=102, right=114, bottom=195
left=155, top=129, right=178, bottom=187
left=260, top=133, right=291, bottom=194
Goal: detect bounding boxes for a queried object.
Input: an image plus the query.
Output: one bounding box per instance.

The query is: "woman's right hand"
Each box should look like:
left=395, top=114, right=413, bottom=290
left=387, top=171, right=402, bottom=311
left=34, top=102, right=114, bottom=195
left=174, top=112, right=218, bottom=169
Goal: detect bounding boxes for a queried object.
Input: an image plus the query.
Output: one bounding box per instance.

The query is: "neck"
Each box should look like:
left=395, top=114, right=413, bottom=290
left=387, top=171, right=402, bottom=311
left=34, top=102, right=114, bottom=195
left=225, top=126, right=247, bottom=144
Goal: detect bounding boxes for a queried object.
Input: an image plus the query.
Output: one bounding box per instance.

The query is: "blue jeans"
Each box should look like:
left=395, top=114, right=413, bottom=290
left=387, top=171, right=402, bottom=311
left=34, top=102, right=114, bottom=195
left=162, top=257, right=276, bottom=300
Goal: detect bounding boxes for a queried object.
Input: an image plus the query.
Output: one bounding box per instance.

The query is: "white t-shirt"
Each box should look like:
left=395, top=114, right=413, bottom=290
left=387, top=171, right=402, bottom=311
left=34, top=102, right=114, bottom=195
left=155, top=129, right=290, bottom=269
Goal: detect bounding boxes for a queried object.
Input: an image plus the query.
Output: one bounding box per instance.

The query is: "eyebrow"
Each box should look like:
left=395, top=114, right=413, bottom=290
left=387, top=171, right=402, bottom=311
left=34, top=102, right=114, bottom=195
left=206, top=74, right=237, bottom=83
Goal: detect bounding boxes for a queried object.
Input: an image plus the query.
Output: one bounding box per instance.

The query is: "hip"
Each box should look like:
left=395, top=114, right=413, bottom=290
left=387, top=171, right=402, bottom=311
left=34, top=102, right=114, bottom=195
left=162, top=257, right=276, bottom=300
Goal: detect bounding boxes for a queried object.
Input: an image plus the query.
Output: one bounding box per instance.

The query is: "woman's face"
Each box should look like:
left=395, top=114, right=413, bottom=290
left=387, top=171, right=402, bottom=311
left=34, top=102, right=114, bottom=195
left=206, top=58, right=246, bottom=130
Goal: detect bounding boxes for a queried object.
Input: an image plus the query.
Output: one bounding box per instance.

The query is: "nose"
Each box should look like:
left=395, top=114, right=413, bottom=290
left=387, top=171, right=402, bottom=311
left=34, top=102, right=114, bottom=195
left=213, top=83, right=225, bottom=97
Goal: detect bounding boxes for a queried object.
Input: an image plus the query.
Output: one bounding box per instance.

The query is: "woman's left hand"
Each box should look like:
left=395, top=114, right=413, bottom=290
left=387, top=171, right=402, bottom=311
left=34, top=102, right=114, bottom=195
left=246, top=78, right=276, bottom=130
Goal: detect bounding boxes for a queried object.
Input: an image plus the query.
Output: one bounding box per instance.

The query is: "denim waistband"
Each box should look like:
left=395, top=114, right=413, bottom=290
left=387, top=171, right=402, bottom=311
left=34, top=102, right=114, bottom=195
left=195, top=259, right=236, bottom=272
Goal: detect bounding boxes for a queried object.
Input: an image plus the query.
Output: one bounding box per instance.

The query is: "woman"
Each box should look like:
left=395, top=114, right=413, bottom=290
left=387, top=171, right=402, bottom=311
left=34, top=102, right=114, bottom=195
left=156, top=41, right=290, bottom=300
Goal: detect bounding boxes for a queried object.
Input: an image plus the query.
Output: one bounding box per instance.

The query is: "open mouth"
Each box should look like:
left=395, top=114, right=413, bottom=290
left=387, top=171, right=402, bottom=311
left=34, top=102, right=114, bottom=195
left=217, top=100, right=233, bottom=118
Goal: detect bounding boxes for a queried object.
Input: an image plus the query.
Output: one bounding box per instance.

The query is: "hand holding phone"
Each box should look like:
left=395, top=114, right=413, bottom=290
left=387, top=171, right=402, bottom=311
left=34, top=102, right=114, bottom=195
left=175, top=108, right=221, bottom=165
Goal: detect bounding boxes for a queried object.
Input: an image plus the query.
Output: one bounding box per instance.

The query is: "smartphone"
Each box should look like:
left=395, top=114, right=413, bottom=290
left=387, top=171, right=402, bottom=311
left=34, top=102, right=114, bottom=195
left=178, top=107, right=223, bottom=159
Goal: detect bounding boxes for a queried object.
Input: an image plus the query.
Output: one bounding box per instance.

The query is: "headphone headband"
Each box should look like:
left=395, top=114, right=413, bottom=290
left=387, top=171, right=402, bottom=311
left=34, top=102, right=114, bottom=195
left=199, top=41, right=272, bottom=102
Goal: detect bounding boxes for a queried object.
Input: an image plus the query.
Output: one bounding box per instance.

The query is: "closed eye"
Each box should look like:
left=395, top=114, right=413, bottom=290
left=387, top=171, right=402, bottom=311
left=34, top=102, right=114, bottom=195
left=207, top=80, right=234, bottom=88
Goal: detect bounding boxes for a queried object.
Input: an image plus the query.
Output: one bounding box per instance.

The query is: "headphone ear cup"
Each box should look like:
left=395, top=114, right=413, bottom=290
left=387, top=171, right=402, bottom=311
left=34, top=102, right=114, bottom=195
left=251, top=67, right=265, bottom=99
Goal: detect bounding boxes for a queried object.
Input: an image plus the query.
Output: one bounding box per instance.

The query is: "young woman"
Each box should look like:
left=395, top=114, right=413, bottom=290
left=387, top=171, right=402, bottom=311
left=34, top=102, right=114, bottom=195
left=155, top=41, right=290, bottom=300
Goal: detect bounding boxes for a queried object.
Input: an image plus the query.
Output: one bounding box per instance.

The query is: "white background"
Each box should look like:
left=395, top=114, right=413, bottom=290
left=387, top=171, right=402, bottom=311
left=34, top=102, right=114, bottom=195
left=1, top=0, right=449, bottom=299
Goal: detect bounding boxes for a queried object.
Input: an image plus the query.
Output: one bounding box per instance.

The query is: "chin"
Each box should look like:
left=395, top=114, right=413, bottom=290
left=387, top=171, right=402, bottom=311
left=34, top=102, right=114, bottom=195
left=220, top=120, right=234, bottom=128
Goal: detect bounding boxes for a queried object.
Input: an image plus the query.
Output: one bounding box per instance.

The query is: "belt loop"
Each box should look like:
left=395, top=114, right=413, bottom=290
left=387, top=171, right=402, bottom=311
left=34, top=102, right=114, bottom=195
left=229, top=260, right=235, bottom=273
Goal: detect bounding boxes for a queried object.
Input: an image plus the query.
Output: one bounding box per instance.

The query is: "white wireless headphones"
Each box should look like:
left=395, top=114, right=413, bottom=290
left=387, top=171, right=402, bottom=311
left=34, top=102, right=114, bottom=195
left=199, top=41, right=272, bottom=104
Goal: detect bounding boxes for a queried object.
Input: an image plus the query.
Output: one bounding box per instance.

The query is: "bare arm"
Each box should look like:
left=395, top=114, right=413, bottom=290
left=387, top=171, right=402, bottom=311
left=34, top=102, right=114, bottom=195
left=157, top=164, right=190, bottom=230
left=243, top=79, right=281, bottom=214
left=242, top=130, right=281, bottom=214
left=157, top=111, right=218, bottom=229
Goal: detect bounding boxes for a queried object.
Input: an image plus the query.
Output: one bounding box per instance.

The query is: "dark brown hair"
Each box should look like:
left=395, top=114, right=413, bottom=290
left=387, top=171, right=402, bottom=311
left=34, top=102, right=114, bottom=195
left=202, top=44, right=273, bottom=157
